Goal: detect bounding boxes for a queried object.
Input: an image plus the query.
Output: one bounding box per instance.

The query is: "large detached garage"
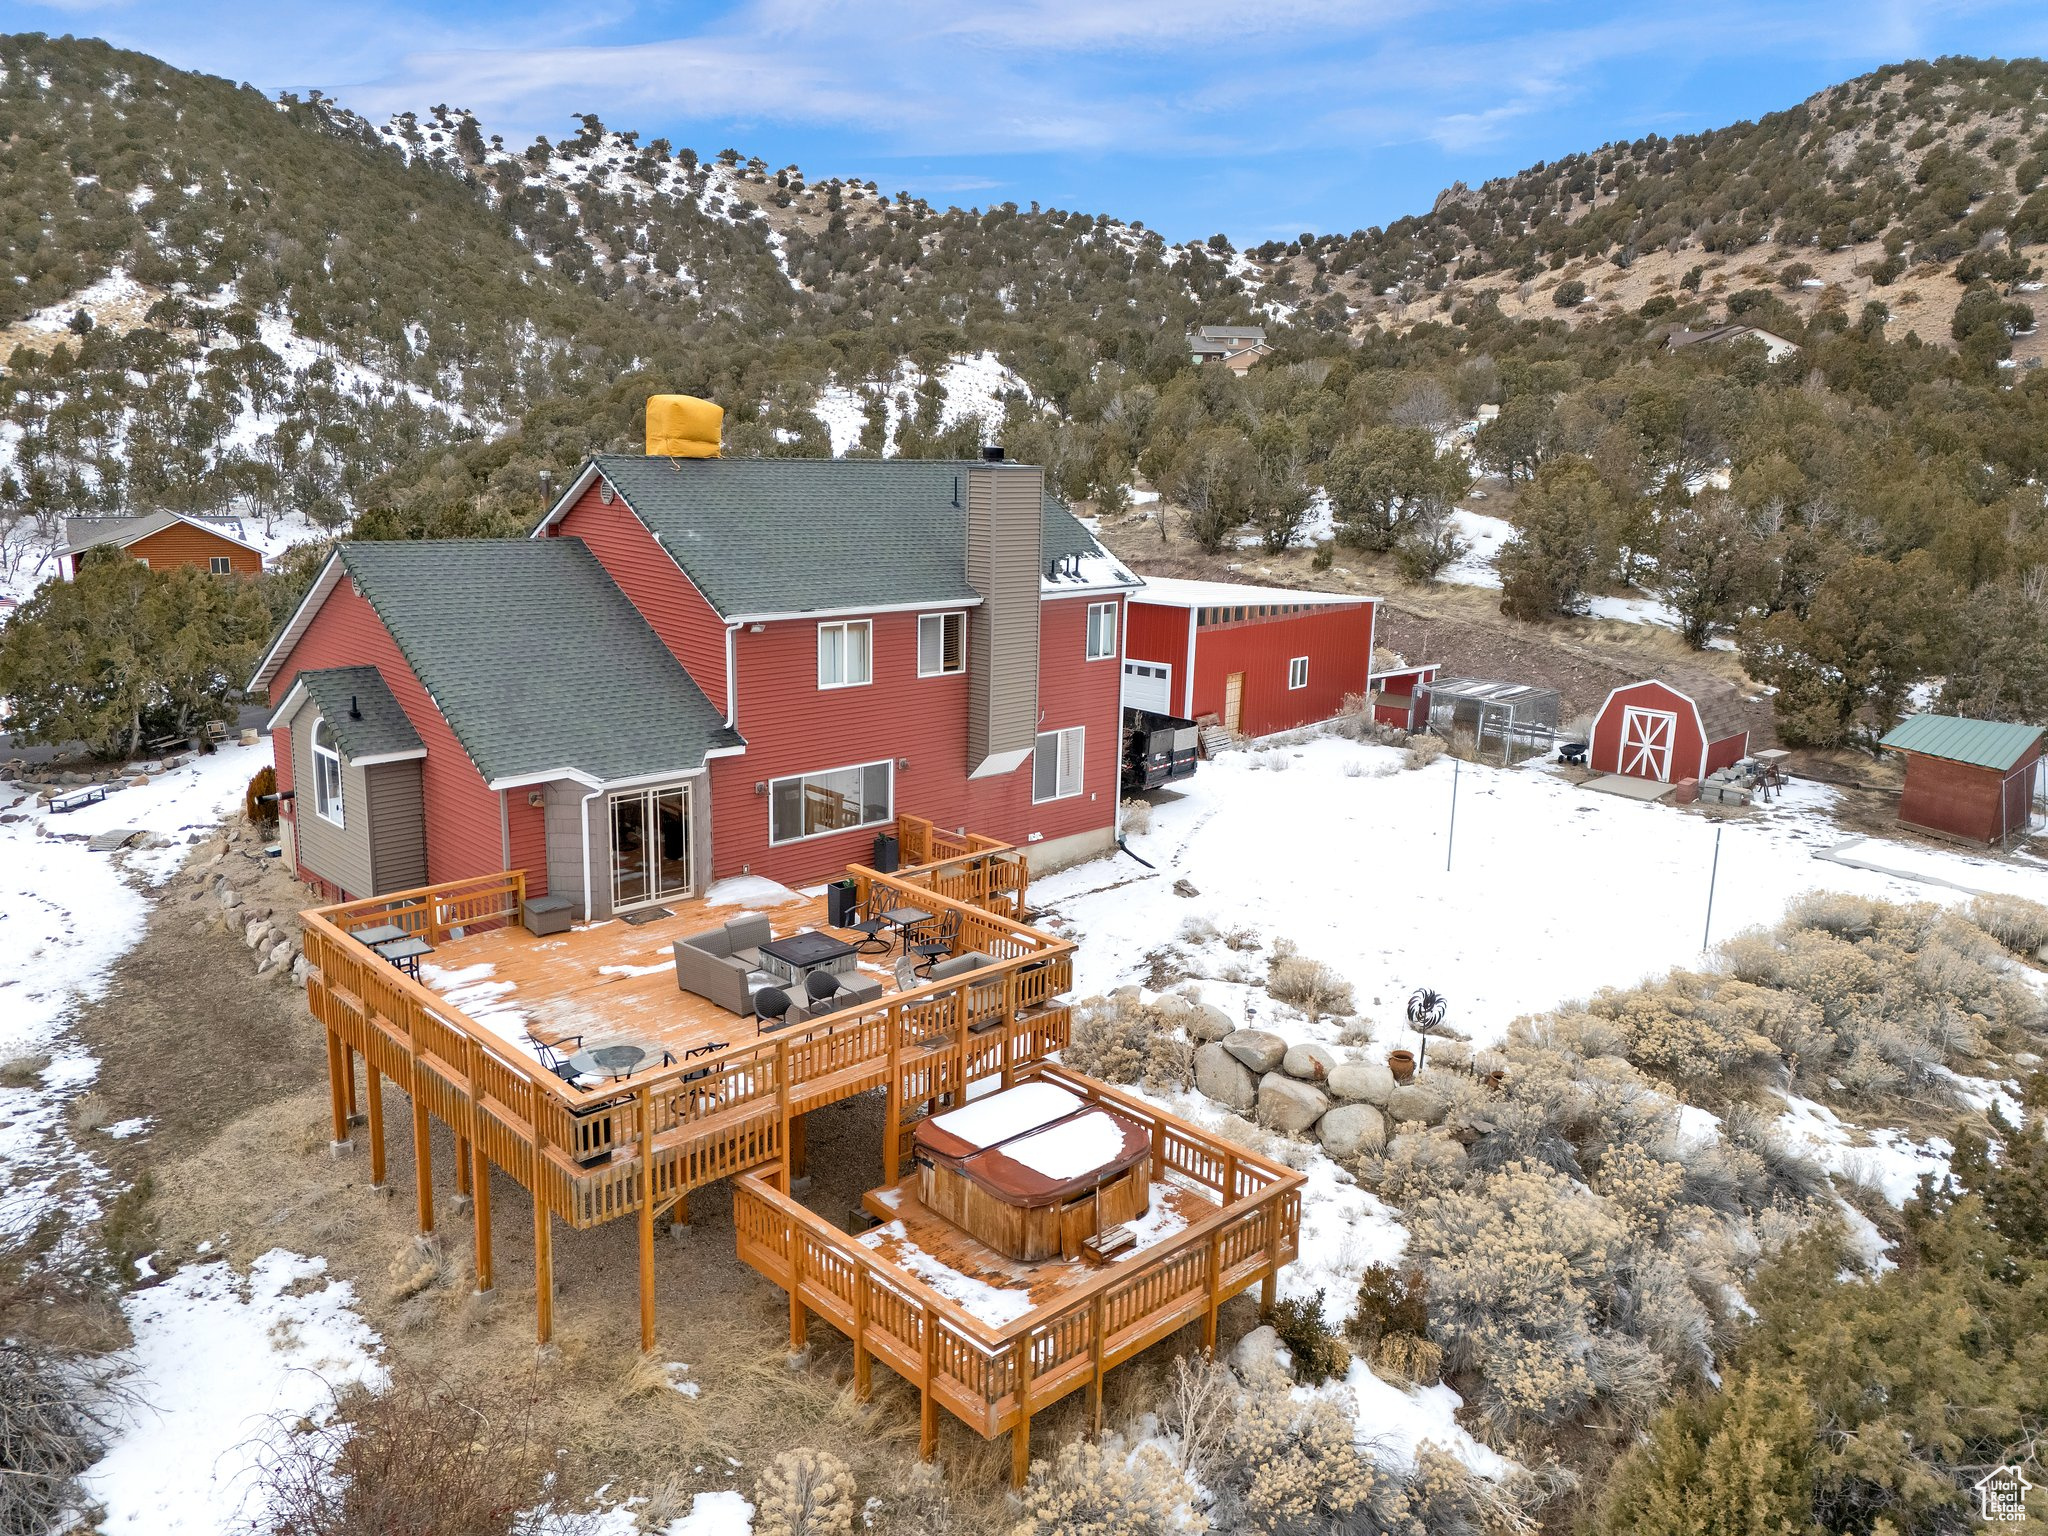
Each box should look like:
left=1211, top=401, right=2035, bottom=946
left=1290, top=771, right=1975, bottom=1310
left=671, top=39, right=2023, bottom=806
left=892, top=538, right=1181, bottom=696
left=1123, top=578, right=1377, bottom=738
left=1879, top=714, right=2046, bottom=845
left=1589, top=679, right=1750, bottom=785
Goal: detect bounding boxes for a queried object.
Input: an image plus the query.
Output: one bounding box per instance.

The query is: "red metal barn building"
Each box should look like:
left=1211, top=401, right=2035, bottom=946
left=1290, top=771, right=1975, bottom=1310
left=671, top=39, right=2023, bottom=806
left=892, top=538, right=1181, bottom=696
left=1122, top=578, right=1376, bottom=737
left=1878, top=714, right=2046, bottom=845
left=249, top=405, right=1139, bottom=913
left=1589, top=680, right=1750, bottom=784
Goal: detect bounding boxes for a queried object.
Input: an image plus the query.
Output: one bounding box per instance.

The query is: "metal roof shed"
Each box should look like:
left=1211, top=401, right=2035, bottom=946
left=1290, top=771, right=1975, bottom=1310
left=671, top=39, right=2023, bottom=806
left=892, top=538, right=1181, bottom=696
left=1878, top=713, right=2046, bottom=845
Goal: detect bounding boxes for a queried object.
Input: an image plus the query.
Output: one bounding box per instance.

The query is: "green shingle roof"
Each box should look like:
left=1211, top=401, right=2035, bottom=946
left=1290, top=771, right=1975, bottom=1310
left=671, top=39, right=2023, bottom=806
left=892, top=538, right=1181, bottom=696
left=587, top=455, right=1101, bottom=617
left=1878, top=713, right=2044, bottom=772
left=338, top=541, right=738, bottom=785
left=294, top=666, right=422, bottom=761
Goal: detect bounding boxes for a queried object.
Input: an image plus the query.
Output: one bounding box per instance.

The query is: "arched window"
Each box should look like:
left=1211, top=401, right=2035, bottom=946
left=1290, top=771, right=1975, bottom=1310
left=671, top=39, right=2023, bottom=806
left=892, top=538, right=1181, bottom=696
left=311, top=718, right=344, bottom=828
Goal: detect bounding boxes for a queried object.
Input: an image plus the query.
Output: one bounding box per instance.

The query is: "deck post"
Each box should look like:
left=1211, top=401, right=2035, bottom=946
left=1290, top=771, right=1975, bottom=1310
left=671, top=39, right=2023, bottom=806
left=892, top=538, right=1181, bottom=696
left=1011, top=1333, right=1035, bottom=1487
left=884, top=1004, right=903, bottom=1186
left=343, top=1043, right=360, bottom=1121
left=1203, top=1228, right=1221, bottom=1354
left=1260, top=1198, right=1280, bottom=1311
left=455, top=1135, right=473, bottom=1199
left=365, top=1063, right=386, bottom=1187
left=999, top=972, right=1017, bottom=1089
left=324, top=1028, right=349, bottom=1146
left=471, top=1144, right=493, bottom=1292
left=412, top=1094, right=435, bottom=1234
left=852, top=1273, right=871, bottom=1400
left=919, top=1309, right=939, bottom=1461
left=775, top=1039, right=793, bottom=1193
left=533, top=1089, right=554, bottom=1346
left=1090, top=1293, right=1107, bottom=1438
left=789, top=1225, right=807, bottom=1354
left=638, top=1084, right=656, bottom=1353
left=789, top=1111, right=808, bottom=1182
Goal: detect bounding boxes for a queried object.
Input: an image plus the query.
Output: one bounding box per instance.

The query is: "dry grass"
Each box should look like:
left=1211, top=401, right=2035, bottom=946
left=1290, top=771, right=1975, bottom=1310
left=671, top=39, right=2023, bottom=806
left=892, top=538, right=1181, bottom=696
left=1266, top=940, right=1357, bottom=1020
left=1404, top=736, right=1447, bottom=771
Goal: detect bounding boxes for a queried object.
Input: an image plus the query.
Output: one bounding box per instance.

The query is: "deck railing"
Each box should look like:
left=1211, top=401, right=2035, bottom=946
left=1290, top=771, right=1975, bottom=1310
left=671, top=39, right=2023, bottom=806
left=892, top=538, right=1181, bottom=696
left=733, top=1064, right=1304, bottom=1474
left=890, top=815, right=1029, bottom=919
left=301, top=849, right=1080, bottom=1351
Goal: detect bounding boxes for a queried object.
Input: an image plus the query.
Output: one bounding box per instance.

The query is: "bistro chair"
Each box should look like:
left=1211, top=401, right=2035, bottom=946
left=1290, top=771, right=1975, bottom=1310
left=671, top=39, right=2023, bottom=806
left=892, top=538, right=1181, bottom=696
left=754, top=985, right=792, bottom=1031
left=804, top=969, right=842, bottom=1005
left=910, top=911, right=961, bottom=976
left=850, top=901, right=894, bottom=954
left=531, top=1031, right=585, bottom=1085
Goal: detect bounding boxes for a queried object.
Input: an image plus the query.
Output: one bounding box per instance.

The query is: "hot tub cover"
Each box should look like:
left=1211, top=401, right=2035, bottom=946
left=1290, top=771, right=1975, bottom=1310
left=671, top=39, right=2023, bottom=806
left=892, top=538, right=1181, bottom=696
left=959, top=1109, right=1150, bottom=1208
left=916, top=1081, right=1084, bottom=1163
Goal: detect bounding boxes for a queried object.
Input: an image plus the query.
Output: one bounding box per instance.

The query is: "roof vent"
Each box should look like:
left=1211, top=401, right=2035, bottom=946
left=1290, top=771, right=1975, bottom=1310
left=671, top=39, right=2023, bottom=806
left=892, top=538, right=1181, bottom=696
left=348, top=693, right=362, bottom=720
left=981, top=444, right=1005, bottom=463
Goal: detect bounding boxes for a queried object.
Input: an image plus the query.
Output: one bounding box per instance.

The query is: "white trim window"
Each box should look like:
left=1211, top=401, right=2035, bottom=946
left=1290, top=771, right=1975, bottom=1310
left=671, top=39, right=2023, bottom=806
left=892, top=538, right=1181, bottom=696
left=918, top=611, right=966, bottom=677
left=311, top=717, right=345, bottom=828
left=1288, top=656, right=1309, bottom=690
left=817, top=620, right=873, bottom=689
left=1033, top=726, right=1085, bottom=803
left=209, top=555, right=233, bottom=575
left=769, top=759, right=894, bottom=844
left=1085, top=602, right=1117, bottom=661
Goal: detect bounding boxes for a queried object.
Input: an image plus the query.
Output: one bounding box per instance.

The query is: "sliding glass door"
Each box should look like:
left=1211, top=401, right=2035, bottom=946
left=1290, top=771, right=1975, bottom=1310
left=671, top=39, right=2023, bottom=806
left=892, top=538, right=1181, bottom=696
left=610, top=783, right=692, bottom=911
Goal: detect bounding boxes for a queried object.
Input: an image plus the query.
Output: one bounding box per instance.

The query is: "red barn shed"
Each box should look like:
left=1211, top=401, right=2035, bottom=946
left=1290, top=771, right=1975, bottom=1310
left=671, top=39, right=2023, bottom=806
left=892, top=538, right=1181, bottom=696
left=1123, top=577, right=1376, bottom=738
left=1878, top=714, right=2045, bottom=845
left=1589, top=680, right=1750, bottom=784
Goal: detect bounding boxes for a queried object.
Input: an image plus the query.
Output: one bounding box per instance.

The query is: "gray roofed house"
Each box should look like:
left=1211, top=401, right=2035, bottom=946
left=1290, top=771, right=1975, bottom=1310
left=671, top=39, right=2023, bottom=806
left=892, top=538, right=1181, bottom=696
left=1188, top=324, right=1272, bottom=371
left=64, top=512, right=183, bottom=555
left=572, top=456, right=1106, bottom=618
left=335, top=540, right=739, bottom=786
left=280, top=666, right=423, bottom=762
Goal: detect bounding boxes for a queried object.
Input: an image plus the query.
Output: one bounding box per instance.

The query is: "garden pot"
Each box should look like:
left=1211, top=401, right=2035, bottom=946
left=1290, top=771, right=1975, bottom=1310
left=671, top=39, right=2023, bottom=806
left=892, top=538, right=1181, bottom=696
left=1387, top=1049, right=1416, bottom=1083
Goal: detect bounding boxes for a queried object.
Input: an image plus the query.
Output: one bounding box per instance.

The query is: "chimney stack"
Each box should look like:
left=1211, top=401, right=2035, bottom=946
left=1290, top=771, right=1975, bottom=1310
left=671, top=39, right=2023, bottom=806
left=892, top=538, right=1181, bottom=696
left=964, top=460, right=1041, bottom=780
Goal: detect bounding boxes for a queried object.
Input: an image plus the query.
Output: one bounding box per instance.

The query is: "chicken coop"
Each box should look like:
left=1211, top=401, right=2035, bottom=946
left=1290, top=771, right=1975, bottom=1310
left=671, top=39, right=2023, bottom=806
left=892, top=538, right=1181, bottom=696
left=1414, top=677, right=1561, bottom=765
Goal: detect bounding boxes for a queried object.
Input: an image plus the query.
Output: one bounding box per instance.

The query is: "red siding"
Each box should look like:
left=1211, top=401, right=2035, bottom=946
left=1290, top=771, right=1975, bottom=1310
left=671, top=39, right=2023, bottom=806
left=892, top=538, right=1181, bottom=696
left=1158, top=600, right=1374, bottom=737
left=266, top=577, right=538, bottom=900
left=1898, top=744, right=2042, bottom=844
left=1123, top=600, right=1193, bottom=713
left=1590, top=680, right=1709, bottom=784
left=708, top=593, right=1121, bottom=885
left=551, top=482, right=729, bottom=707
left=1702, top=729, right=1750, bottom=778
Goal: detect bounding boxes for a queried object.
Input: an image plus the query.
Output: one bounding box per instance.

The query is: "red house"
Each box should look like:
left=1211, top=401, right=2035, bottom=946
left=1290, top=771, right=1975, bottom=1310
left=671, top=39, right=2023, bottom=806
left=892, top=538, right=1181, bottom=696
left=1588, top=679, right=1750, bottom=785
left=1122, top=578, right=1376, bottom=737
left=249, top=409, right=1138, bottom=915
left=63, top=512, right=266, bottom=579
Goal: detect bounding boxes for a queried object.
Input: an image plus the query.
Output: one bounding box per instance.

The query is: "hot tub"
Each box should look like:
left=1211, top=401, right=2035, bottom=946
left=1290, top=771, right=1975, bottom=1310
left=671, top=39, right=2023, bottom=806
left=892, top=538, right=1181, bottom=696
left=913, top=1084, right=1151, bottom=1262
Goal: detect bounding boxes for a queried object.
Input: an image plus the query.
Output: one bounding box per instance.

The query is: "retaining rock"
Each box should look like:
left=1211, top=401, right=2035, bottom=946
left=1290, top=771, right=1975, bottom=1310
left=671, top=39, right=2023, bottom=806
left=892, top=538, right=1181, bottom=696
left=1318, top=1103, right=1388, bottom=1159
left=1193, top=1042, right=1257, bottom=1114
left=1231, top=1323, right=1293, bottom=1378
left=1386, top=1082, right=1449, bottom=1126
left=1222, top=1029, right=1287, bottom=1074
left=1187, top=1003, right=1236, bottom=1044
left=1282, top=1043, right=1338, bottom=1083
left=1257, top=1072, right=1329, bottom=1134
left=1327, top=1062, right=1396, bottom=1105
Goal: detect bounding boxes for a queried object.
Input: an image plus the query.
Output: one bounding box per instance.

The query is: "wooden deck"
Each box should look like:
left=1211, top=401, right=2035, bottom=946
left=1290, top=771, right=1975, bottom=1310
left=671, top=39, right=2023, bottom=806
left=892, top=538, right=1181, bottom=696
left=734, top=1065, right=1305, bottom=1483
left=301, top=828, right=1073, bottom=1354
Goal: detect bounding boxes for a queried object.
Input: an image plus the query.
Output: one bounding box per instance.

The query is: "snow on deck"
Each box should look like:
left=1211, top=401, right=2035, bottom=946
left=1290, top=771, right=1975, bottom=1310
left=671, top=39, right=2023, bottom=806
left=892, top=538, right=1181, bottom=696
left=929, top=1080, right=1081, bottom=1149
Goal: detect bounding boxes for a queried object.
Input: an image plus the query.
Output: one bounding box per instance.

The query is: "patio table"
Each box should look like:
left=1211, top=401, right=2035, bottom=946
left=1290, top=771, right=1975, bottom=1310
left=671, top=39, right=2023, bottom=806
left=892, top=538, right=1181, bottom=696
left=351, top=923, right=408, bottom=948
left=568, top=1043, right=649, bottom=1081
left=881, top=905, right=934, bottom=952
left=375, top=935, right=435, bottom=978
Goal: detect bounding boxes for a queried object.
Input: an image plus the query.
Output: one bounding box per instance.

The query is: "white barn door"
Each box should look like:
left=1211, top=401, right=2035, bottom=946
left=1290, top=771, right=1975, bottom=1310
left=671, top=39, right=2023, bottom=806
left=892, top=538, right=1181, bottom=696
left=1619, top=706, right=1678, bottom=781
left=1122, top=660, right=1174, bottom=714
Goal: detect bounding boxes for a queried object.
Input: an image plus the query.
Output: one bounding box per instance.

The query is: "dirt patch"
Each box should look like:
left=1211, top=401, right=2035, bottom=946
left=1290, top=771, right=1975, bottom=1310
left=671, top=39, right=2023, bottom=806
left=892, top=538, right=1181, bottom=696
left=72, top=836, right=1251, bottom=1527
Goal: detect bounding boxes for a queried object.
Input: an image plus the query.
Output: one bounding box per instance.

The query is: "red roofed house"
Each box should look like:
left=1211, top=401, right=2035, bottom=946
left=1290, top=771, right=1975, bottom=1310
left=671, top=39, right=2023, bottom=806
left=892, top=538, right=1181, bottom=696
left=1121, top=577, right=1376, bottom=738
left=1589, top=679, right=1750, bottom=785
left=248, top=409, right=1139, bottom=914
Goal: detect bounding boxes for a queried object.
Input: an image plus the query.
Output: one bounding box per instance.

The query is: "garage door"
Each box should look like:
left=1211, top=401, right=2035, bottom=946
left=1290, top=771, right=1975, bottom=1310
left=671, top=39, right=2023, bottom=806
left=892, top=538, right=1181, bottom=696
left=1121, top=660, right=1174, bottom=713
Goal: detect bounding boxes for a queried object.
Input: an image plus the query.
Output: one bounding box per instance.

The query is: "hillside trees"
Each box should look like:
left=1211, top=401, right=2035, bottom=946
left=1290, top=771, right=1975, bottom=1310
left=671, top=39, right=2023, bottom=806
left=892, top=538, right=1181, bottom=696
left=0, top=558, right=273, bottom=757
left=1657, top=491, right=1776, bottom=648
left=1498, top=458, right=1618, bottom=619
left=1323, top=425, right=1471, bottom=553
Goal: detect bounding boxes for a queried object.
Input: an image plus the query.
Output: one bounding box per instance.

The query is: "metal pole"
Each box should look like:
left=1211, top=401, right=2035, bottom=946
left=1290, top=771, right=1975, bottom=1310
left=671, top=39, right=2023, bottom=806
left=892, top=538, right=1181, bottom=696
left=1701, top=823, right=1723, bottom=952
left=1445, top=757, right=1460, bottom=873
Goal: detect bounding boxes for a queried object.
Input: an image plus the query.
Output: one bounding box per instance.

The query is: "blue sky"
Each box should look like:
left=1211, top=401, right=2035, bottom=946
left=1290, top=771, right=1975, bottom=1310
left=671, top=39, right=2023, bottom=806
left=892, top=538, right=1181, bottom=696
left=11, top=0, right=2048, bottom=242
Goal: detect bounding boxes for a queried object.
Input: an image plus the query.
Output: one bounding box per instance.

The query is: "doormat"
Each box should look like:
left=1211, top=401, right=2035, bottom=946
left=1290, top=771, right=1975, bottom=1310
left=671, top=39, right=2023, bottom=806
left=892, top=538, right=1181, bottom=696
left=621, top=906, right=674, bottom=925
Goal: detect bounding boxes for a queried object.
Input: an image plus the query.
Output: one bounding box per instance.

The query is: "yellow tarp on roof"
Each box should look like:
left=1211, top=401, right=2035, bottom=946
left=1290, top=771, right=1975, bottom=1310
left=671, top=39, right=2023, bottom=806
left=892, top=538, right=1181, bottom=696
left=645, top=395, right=721, bottom=458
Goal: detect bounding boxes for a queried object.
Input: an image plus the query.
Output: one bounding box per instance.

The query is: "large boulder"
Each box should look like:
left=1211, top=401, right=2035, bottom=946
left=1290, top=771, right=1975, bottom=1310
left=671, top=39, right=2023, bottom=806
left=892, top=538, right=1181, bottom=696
left=1318, top=1104, right=1388, bottom=1159
left=1194, top=1042, right=1258, bottom=1114
left=1187, top=1003, right=1236, bottom=1044
left=1231, top=1323, right=1293, bottom=1378
left=1328, top=1062, right=1397, bottom=1105
left=1386, top=1082, right=1450, bottom=1126
left=1222, top=1030, right=1288, bottom=1074
left=1282, top=1043, right=1338, bottom=1083
left=1257, top=1073, right=1330, bottom=1135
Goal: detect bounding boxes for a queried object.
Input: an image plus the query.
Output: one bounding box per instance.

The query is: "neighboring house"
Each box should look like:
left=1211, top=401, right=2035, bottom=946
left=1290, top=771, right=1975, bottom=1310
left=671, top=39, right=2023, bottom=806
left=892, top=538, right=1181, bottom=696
left=249, top=406, right=1140, bottom=911
left=61, top=512, right=267, bottom=579
left=1188, top=325, right=1271, bottom=373
left=1663, top=323, right=1799, bottom=363
left=1122, top=577, right=1375, bottom=737
left=1589, top=679, right=1751, bottom=785
left=1879, top=713, right=2045, bottom=845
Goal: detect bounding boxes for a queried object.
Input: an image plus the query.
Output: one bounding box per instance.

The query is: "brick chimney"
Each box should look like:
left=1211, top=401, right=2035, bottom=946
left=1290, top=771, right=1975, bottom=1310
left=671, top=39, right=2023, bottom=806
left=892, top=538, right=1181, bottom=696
left=964, top=459, right=1041, bottom=779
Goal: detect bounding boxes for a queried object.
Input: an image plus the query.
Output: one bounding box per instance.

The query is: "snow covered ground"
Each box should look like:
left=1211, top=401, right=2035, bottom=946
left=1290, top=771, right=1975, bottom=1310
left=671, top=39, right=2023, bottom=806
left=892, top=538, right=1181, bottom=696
left=812, top=350, right=1033, bottom=455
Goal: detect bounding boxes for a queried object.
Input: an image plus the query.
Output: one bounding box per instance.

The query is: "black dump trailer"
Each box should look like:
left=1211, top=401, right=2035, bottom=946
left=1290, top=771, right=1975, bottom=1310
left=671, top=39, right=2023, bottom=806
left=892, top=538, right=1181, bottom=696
left=1122, top=708, right=1199, bottom=792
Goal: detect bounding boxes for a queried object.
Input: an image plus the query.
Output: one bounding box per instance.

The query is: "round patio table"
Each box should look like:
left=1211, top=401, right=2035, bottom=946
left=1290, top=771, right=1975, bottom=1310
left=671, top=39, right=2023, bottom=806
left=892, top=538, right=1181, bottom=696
left=568, top=1044, right=648, bottom=1081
